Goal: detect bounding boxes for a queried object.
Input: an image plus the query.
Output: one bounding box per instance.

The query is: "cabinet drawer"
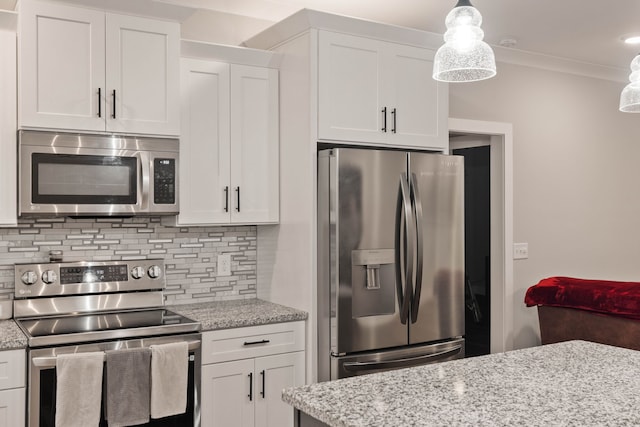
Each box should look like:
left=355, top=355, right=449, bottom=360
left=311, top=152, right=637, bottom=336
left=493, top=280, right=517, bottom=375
left=202, top=321, right=304, bottom=365
left=0, top=350, right=25, bottom=390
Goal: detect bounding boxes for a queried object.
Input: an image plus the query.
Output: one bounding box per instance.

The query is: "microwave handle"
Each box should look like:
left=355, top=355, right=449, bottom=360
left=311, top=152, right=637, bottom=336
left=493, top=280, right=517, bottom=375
left=140, top=153, right=150, bottom=210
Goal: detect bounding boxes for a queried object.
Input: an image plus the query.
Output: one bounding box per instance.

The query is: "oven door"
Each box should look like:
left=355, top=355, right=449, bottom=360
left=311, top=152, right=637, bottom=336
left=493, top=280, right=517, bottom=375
left=28, top=334, right=201, bottom=427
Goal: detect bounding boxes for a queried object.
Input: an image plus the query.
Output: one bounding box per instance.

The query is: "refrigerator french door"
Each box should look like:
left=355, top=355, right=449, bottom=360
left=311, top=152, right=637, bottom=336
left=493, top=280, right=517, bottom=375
left=318, top=147, right=465, bottom=381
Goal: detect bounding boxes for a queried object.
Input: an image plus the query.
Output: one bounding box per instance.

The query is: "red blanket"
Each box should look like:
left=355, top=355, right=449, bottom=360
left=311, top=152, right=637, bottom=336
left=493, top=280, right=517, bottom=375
left=525, top=276, right=640, bottom=320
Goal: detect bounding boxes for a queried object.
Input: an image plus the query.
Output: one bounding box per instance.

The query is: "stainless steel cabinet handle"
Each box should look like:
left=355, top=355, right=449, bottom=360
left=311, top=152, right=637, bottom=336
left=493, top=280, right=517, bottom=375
left=410, top=172, right=423, bottom=323
left=391, top=108, right=397, bottom=133
left=97, top=88, right=102, bottom=118
left=224, top=186, right=229, bottom=212
left=381, top=107, right=387, bottom=132
left=342, top=345, right=462, bottom=372
left=112, top=89, right=116, bottom=119
left=248, top=372, right=253, bottom=401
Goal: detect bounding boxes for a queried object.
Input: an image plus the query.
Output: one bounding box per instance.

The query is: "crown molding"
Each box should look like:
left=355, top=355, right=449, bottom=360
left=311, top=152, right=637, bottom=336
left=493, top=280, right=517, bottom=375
left=493, top=45, right=628, bottom=83
left=244, top=8, right=628, bottom=84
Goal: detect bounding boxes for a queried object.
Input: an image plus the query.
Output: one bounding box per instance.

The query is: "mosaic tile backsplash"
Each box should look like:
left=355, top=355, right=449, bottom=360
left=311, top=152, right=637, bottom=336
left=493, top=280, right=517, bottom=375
left=0, top=217, right=257, bottom=304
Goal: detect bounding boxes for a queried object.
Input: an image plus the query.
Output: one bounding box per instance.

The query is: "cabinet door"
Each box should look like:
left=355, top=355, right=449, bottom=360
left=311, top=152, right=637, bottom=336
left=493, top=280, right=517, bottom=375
left=105, top=13, right=180, bottom=136
left=178, top=58, right=231, bottom=225
left=318, top=31, right=386, bottom=144
left=0, top=28, right=16, bottom=226
left=230, top=64, right=279, bottom=224
left=202, top=359, right=255, bottom=427
left=0, top=388, right=25, bottom=427
left=19, top=0, right=106, bottom=131
left=254, top=352, right=305, bottom=427
left=381, top=42, right=448, bottom=150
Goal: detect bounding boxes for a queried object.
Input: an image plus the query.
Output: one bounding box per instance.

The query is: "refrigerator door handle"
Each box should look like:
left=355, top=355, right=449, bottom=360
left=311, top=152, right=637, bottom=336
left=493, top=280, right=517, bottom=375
left=395, top=173, right=413, bottom=324
left=342, top=345, right=463, bottom=372
left=409, top=172, right=424, bottom=323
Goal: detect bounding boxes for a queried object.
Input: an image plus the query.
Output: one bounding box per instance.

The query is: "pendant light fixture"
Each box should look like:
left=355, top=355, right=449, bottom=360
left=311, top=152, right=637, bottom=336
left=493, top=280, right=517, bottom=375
left=433, top=0, right=497, bottom=83
left=619, top=54, right=640, bottom=112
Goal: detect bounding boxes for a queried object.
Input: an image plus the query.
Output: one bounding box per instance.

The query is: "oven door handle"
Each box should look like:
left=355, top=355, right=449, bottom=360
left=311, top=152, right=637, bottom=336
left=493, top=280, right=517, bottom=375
left=31, top=339, right=201, bottom=368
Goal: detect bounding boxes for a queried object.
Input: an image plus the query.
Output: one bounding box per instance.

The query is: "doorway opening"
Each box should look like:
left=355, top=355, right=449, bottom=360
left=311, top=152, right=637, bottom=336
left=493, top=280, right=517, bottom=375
left=453, top=142, right=491, bottom=357
left=449, top=118, right=514, bottom=355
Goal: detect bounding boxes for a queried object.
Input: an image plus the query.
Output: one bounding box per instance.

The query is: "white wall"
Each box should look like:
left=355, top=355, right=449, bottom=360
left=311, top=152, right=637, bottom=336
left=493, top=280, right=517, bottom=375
left=181, top=9, right=273, bottom=46
left=450, top=62, right=640, bottom=349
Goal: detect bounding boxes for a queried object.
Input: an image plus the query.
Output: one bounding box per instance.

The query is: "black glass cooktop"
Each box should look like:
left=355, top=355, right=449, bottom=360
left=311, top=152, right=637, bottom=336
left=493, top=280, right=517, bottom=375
left=17, top=309, right=200, bottom=347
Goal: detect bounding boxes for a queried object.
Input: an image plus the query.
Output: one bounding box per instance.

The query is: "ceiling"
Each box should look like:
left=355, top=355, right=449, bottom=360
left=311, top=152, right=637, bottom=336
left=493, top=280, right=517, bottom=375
left=153, top=0, right=640, bottom=73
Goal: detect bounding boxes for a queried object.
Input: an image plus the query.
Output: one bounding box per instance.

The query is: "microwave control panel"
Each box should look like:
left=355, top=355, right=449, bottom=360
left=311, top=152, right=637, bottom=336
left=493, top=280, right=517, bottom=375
left=154, top=158, right=176, bottom=204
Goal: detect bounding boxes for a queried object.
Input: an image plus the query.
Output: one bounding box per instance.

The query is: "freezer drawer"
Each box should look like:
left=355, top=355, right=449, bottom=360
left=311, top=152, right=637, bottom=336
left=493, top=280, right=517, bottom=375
left=331, top=338, right=464, bottom=379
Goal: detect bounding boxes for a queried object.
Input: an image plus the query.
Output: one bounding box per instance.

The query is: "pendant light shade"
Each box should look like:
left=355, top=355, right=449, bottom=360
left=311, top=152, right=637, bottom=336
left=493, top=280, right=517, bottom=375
left=619, top=54, right=640, bottom=112
left=433, top=0, right=496, bottom=83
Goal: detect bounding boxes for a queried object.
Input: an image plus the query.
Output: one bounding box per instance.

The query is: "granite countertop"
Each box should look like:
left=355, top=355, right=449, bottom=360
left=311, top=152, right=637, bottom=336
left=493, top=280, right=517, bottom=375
left=0, top=298, right=305, bottom=350
left=285, top=340, right=640, bottom=427
left=0, top=319, right=28, bottom=350
left=168, top=298, right=308, bottom=331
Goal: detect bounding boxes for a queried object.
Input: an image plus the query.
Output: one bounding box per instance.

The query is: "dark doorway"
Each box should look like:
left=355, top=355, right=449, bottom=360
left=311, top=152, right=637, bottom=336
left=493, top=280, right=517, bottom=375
left=453, top=145, right=491, bottom=357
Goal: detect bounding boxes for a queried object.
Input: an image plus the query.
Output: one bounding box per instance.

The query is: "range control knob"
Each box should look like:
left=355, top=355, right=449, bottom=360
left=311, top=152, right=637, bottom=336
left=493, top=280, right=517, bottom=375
left=21, top=271, right=38, bottom=285
left=42, top=270, right=58, bottom=285
left=131, top=266, right=145, bottom=279
left=147, top=265, right=162, bottom=279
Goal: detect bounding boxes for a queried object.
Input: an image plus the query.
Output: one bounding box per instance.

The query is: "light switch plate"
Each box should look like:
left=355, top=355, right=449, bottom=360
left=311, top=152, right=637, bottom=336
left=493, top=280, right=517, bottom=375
left=217, top=254, right=231, bottom=276
left=513, top=243, right=529, bottom=260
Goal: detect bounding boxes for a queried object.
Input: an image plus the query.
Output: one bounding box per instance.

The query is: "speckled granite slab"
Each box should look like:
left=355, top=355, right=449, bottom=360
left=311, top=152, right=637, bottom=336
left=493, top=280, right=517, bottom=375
left=284, top=341, right=640, bottom=427
left=0, top=320, right=27, bottom=350
left=168, top=299, right=307, bottom=331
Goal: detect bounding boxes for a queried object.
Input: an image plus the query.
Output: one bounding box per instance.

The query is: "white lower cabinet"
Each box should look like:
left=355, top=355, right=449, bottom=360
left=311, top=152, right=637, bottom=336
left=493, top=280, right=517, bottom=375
left=0, top=349, right=26, bottom=427
left=0, top=388, right=25, bottom=427
left=201, top=322, right=305, bottom=427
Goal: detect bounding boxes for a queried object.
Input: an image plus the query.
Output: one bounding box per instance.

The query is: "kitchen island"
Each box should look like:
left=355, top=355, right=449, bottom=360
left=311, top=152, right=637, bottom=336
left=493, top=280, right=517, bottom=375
left=285, top=341, right=640, bottom=426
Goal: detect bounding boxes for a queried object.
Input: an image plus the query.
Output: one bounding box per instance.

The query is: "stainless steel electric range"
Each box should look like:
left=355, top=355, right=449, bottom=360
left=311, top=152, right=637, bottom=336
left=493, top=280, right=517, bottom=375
left=13, top=259, right=202, bottom=427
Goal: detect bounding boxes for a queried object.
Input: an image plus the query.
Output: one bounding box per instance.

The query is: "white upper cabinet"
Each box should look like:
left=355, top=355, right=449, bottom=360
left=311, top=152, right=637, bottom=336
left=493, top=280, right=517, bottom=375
left=177, top=56, right=279, bottom=226
left=318, top=31, right=447, bottom=150
left=105, top=13, right=179, bottom=135
left=229, top=64, right=279, bottom=224
left=18, top=0, right=180, bottom=136
left=19, top=1, right=105, bottom=132
left=179, top=58, right=231, bottom=225
left=0, top=15, right=17, bottom=227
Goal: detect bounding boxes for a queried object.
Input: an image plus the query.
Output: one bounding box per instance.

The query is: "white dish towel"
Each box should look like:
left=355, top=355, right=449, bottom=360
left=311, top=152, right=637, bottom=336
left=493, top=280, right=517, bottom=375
left=55, top=351, right=104, bottom=427
left=150, top=341, right=189, bottom=419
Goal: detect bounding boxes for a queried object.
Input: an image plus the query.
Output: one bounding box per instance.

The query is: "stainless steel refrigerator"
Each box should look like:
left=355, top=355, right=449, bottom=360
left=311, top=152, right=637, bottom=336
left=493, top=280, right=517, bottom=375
left=318, top=147, right=465, bottom=381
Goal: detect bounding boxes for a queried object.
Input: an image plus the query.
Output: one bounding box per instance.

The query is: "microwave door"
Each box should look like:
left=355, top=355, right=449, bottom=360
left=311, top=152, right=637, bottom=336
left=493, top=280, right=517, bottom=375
left=21, top=148, right=140, bottom=216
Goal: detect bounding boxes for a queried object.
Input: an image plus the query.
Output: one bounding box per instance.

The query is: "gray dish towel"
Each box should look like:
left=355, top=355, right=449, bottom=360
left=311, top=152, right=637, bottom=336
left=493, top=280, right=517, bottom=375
left=105, top=347, right=151, bottom=427
left=150, top=341, right=188, bottom=419
left=55, top=352, right=104, bottom=427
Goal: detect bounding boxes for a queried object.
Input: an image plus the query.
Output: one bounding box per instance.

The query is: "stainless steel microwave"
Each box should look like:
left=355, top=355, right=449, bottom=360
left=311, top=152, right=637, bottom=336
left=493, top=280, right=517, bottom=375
left=19, top=130, right=179, bottom=217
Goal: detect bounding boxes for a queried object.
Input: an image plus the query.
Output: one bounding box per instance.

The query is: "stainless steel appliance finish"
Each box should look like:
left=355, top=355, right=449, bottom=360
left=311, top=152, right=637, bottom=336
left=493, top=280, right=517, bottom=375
left=318, top=147, right=465, bottom=381
left=28, top=334, right=201, bottom=427
left=19, top=130, right=179, bottom=217
left=14, top=259, right=202, bottom=426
